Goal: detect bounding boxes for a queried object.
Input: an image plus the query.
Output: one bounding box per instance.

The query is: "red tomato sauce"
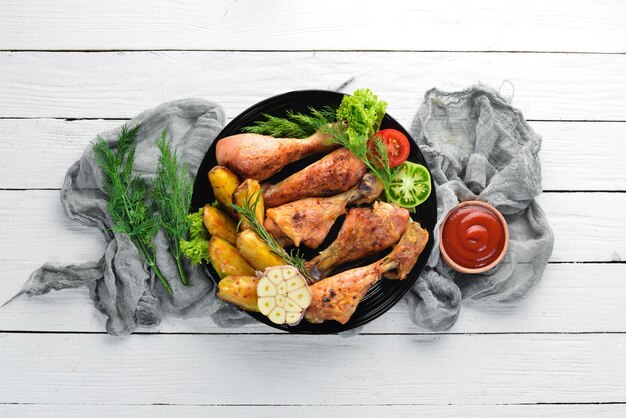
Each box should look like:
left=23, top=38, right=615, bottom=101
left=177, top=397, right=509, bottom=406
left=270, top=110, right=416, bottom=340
left=441, top=204, right=506, bottom=269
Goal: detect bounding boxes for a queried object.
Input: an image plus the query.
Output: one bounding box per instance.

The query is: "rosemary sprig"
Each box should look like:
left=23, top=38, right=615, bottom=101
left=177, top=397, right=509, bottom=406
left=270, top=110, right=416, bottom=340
left=230, top=192, right=311, bottom=280
left=152, top=128, right=193, bottom=285
left=92, top=124, right=173, bottom=295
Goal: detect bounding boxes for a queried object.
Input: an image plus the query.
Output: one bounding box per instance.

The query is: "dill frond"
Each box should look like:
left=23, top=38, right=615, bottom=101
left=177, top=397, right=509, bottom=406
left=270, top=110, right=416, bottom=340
left=153, top=128, right=193, bottom=285
left=92, top=124, right=173, bottom=295
left=242, top=106, right=337, bottom=138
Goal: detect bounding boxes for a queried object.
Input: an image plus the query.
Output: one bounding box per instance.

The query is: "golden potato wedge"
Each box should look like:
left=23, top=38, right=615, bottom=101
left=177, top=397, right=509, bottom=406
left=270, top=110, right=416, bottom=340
left=208, top=236, right=255, bottom=278
left=236, top=229, right=287, bottom=271
left=217, top=275, right=260, bottom=312
left=232, top=179, right=264, bottom=230
left=208, top=166, right=240, bottom=217
left=203, top=205, right=237, bottom=245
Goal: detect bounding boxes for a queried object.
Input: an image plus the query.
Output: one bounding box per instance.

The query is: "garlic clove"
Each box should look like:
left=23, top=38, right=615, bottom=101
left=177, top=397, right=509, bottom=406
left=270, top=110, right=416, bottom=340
left=289, top=286, right=312, bottom=309
left=284, top=297, right=301, bottom=313
left=285, top=311, right=302, bottom=325
left=257, top=296, right=276, bottom=316
left=268, top=306, right=286, bottom=324
left=256, top=277, right=277, bottom=297
left=286, top=276, right=305, bottom=291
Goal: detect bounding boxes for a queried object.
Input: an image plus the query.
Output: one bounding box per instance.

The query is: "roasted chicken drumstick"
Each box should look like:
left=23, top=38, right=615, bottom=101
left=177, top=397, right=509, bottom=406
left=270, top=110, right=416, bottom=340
left=264, top=173, right=383, bottom=249
left=304, top=222, right=429, bottom=324
left=306, top=202, right=410, bottom=281
left=216, top=131, right=338, bottom=181
left=262, top=148, right=367, bottom=208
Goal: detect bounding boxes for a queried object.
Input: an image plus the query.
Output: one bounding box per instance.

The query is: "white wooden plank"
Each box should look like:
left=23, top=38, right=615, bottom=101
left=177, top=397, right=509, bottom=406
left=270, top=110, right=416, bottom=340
left=539, top=193, right=626, bottom=262
left=0, top=119, right=121, bottom=189
left=0, top=190, right=622, bottom=263
left=0, top=191, right=106, bottom=264
left=1, top=261, right=624, bottom=334
left=0, top=52, right=625, bottom=121
left=0, top=333, right=625, bottom=405
left=0, top=189, right=624, bottom=333
left=1, top=119, right=624, bottom=191
left=0, top=0, right=624, bottom=53
left=2, top=403, right=625, bottom=418
left=537, top=122, right=626, bottom=191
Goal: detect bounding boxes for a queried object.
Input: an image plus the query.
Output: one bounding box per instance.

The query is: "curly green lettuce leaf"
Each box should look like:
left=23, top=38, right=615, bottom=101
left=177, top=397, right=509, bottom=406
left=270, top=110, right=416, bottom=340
left=180, top=208, right=210, bottom=265
left=336, top=88, right=387, bottom=146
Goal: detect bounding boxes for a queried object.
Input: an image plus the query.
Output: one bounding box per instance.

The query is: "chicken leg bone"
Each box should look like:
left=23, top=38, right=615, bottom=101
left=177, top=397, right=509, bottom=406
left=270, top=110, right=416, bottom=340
left=264, top=173, right=383, bottom=249
left=304, top=222, right=429, bottom=324
left=216, top=131, right=338, bottom=182
left=262, top=148, right=367, bottom=208
left=306, top=202, right=410, bottom=281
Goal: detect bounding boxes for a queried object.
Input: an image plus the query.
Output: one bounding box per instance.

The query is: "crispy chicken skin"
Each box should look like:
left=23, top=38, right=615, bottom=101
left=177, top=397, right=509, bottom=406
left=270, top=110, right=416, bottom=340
left=263, top=174, right=383, bottom=249
left=304, top=222, right=429, bottom=324
left=215, top=131, right=338, bottom=181
left=306, top=202, right=410, bottom=280
left=263, top=216, right=294, bottom=247
left=262, top=148, right=367, bottom=208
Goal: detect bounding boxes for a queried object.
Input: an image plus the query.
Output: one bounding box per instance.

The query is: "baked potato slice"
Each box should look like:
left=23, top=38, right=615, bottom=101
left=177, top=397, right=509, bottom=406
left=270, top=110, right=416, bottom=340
left=232, top=179, right=264, bottom=230
left=203, top=205, right=237, bottom=245
left=217, top=275, right=260, bottom=312
left=208, top=236, right=255, bottom=278
left=236, top=229, right=286, bottom=271
left=208, top=166, right=240, bottom=217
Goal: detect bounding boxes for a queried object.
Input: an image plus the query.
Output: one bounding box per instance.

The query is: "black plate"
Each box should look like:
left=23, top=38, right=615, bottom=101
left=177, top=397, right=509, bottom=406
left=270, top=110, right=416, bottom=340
left=192, top=90, right=437, bottom=334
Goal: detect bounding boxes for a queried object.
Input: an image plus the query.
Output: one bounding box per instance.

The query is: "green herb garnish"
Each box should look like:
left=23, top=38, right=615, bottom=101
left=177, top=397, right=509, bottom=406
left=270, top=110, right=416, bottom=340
left=335, top=88, right=387, bottom=144
left=322, top=89, right=395, bottom=195
left=242, top=107, right=337, bottom=138
left=241, top=88, right=398, bottom=199
left=180, top=208, right=211, bottom=265
left=230, top=192, right=310, bottom=280
left=92, top=124, right=173, bottom=295
left=322, top=122, right=394, bottom=189
left=152, top=128, right=193, bottom=285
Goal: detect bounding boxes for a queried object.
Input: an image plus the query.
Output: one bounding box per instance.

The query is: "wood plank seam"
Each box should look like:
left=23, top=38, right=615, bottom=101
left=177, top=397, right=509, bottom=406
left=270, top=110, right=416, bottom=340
left=2, top=331, right=626, bottom=335
left=0, top=116, right=623, bottom=124
left=1, top=401, right=626, bottom=406
left=0, top=49, right=625, bottom=54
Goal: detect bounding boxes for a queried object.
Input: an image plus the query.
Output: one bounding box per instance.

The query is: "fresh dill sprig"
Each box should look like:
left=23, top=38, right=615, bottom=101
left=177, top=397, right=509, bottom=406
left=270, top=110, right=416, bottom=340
left=367, top=133, right=394, bottom=186
left=230, top=192, right=311, bottom=280
left=242, top=106, right=337, bottom=138
left=92, top=124, right=173, bottom=295
left=152, top=128, right=193, bottom=286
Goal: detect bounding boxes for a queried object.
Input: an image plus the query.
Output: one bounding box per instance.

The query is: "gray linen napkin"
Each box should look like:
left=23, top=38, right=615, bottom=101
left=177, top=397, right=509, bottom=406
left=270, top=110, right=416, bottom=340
left=11, top=86, right=553, bottom=335
left=405, top=85, right=554, bottom=330
left=12, top=99, right=254, bottom=335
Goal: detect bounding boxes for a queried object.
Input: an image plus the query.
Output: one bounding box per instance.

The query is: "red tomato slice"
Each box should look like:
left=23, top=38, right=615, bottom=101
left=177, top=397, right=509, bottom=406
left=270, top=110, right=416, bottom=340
left=368, top=129, right=411, bottom=168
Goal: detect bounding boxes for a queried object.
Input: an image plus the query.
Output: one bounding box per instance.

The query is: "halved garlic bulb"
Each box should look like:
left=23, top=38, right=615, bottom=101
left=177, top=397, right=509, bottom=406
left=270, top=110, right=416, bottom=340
left=257, top=266, right=312, bottom=325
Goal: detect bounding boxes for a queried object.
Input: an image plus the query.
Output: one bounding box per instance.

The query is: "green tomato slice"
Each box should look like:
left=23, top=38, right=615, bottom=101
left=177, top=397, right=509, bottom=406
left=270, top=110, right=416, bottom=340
left=387, top=162, right=432, bottom=208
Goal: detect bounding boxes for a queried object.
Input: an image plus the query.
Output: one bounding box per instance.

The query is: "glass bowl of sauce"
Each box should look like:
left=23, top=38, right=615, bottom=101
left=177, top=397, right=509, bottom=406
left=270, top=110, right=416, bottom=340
left=439, top=200, right=509, bottom=274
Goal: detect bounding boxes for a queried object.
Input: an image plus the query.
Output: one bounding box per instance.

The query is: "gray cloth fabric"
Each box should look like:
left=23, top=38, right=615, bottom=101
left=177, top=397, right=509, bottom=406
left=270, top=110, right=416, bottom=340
left=14, top=99, right=254, bottom=335
left=10, top=86, right=553, bottom=335
left=405, top=85, right=554, bottom=331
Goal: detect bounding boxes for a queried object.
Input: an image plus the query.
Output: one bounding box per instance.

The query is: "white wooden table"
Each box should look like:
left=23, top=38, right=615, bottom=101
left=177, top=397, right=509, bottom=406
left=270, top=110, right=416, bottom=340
left=1, top=1, right=625, bottom=416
